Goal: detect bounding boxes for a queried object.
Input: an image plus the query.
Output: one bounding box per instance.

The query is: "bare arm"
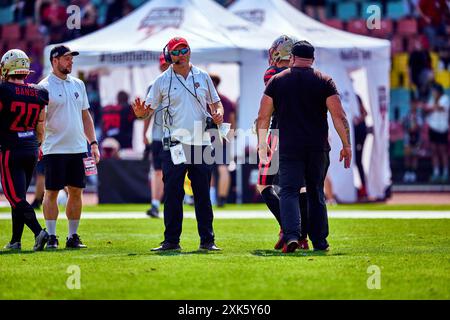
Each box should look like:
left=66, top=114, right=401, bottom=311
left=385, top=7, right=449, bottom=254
left=327, top=94, right=352, bottom=168
left=143, top=117, right=151, bottom=145
left=82, top=109, right=100, bottom=163
left=36, top=109, right=46, bottom=144
left=256, top=94, right=274, bottom=164
left=209, top=101, right=224, bottom=125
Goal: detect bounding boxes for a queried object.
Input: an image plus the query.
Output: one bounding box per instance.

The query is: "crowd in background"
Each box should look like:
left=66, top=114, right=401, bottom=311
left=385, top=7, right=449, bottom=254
left=0, top=0, right=449, bottom=186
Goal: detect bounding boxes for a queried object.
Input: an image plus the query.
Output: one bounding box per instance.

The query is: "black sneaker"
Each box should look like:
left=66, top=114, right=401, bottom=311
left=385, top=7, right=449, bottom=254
left=146, top=206, right=160, bottom=218
left=151, top=242, right=181, bottom=252
left=66, top=234, right=87, bottom=249
left=199, top=242, right=222, bottom=251
left=33, top=229, right=49, bottom=251
left=4, top=242, right=21, bottom=250
left=46, top=235, right=59, bottom=249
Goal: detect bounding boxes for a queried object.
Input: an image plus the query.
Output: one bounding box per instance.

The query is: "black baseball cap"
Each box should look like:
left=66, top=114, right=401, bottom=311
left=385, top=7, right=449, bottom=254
left=292, top=40, right=315, bottom=59
left=49, top=45, right=79, bottom=62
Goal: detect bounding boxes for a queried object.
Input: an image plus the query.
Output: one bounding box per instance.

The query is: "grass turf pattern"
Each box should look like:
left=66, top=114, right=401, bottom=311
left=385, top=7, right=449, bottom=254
left=0, top=218, right=448, bottom=299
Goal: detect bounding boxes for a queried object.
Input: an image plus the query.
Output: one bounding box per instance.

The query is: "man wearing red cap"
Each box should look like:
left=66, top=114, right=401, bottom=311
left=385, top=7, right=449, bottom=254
left=132, top=37, right=224, bottom=252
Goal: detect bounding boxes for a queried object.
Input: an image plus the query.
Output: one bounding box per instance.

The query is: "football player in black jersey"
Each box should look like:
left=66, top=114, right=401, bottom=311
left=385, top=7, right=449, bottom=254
left=257, top=36, right=310, bottom=250
left=0, top=49, right=49, bottom=251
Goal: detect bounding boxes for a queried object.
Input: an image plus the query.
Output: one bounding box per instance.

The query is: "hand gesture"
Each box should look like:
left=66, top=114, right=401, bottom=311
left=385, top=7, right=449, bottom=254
left=339, top=146, right=352, bottom=169
left=132, top=97, right=150, bottom=119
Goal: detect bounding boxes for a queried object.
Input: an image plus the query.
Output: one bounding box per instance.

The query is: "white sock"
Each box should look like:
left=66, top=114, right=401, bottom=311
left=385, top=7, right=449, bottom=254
left=210, top=187, right=217, bottom=205
left=45, top=220, right=57, bottom=236
left=68, top=220, right=80, bottom=238
left=151, top=199, right=160, bottom=208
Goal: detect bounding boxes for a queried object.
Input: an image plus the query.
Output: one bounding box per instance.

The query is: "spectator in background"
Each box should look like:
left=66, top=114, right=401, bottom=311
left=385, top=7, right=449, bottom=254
left=101, top=91, right=135, bottom=149
left=78, top=0, right=98, bottom=36
left=302, top=0, right=326, bottom=21
left=408, top=39, right=433, bottom=102
left=353, top=94, right=368, bottom=200
left=417, top=0, right=449, bottom=50
left=13, top=0, right=36, bottom=24
left=424, top=83, right=449, bottom=183
left=100, top=137, right=120, bottom=159
left=38, top=0, right=67, bottom=43
left=209, top=73, right=236, bottom=207
left=106, top=0, right=133, bottom=25
left=402, top=100, right=423, bottom=183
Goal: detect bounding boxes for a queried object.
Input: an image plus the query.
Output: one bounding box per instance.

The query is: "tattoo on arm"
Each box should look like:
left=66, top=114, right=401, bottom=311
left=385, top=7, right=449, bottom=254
left=342, top=116, right=351, bottom=146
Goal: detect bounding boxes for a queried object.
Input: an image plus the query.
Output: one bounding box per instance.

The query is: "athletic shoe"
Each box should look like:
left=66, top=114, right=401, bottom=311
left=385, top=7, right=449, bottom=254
left=151, top=242, right=181, bottom=252
left=4, top=242, right=21, bottom=250
left=33, top=229, right=49, bottom=251
left=146, top=206, right=160, bottom=218
left=199, top=243, right=222, bottom=251
left=274, top=229, right=284, bottom=250
left=282, top=240, right=299, bottom=253
left=46, top=235, right=59, bottom=249
left=298, top=238, right=309, bottom=250
left=66, top=234, right=87, bottom=249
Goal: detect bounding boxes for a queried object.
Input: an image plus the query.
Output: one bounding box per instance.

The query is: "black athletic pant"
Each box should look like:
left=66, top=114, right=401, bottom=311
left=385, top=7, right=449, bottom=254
left=0, top=148, right=42, bottom=243
left=354, top=123, right=367, bottom=188
left=161, top=144, right=215, bottom=245
left=279, top=151, right=330, bottom=250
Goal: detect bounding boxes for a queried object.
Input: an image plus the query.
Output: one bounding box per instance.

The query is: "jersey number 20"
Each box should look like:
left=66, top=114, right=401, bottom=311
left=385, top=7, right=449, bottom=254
left=10, top=101, right=41, bottom=132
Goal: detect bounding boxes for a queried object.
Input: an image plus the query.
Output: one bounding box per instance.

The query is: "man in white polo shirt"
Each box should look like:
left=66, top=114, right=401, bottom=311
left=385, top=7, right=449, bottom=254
left=39, top=45, right=100, bottom=249
left=132, top=37, right=224, bottom=251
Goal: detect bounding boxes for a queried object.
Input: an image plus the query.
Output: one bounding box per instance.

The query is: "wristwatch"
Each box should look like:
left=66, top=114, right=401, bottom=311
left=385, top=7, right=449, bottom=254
left=90, top=140, right=99, bottom=147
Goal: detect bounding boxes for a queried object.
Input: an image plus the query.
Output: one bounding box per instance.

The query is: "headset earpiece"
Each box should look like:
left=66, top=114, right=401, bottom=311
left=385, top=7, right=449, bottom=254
left=163, top=44, right=172, bottom=64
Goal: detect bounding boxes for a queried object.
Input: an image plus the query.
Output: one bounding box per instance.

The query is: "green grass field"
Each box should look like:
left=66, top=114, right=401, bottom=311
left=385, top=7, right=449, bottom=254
left=1, top=216, right=449, bottom=299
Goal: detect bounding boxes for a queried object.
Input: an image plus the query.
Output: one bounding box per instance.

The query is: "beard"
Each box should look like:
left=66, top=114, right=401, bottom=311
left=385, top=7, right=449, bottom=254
left=58, top=65, right=71, bottom=75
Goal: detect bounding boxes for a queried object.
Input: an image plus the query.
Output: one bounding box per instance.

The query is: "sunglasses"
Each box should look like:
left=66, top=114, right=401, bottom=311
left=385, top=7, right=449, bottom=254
left=170, top=47, right=190, bottom=56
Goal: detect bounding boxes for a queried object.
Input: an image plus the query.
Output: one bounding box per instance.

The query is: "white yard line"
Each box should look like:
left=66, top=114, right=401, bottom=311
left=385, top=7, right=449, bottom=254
left=0, top=210, right=449, bottom=220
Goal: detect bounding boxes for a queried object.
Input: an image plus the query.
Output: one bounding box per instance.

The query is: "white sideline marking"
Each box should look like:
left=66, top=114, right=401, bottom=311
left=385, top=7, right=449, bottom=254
left=0, top=210, right=449, bottom=220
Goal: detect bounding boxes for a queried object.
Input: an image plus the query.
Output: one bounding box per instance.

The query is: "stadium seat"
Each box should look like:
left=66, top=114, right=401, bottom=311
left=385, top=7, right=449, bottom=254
left=0, top=5, right=13, bottom=25
left=435, top=70, right=450, bottom=88
left=336, top=2, right=358, bottom=21
left=391, top=35, right=405, bottom=54
left=397, top=18, right=417, bottom=36
left=407, top=36, right=425, bottom=52
left=323, top=19, right=344, bottom=30
left=371, top=19, right=393, bottom=38
left=0, top=24, right=21, bottom=41
left=392, top=53, right=409, bottom=74
left=347, top=19, right=370, bottom=35
left=430, top=52, right=439, bottom=71
left=361, top=1, right=382, bottom=20
left=387, top=0, right=409, bottom=20
left=390, top=70, right=400, bottom=89
left=24, top=23, right=44, bottom=41
left=390, top=88, right=411, bottom=117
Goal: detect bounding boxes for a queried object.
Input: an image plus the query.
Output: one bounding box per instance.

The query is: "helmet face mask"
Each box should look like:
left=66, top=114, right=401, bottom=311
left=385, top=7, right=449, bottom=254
left=268, top=35, right=298, bottom=66
left=1, top=49, right=33, bottom=80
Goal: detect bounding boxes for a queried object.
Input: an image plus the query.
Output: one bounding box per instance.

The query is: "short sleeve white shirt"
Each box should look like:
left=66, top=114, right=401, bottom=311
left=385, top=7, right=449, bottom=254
left=145, top=65, right=220, bottom=146
left=38, top=73, right=90, bottom=155
left=426, top=94, right=450, bottom=133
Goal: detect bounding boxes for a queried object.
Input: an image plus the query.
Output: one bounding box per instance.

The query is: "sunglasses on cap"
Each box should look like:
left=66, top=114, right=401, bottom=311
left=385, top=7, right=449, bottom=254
left=170, top=47, right=190, bottom=56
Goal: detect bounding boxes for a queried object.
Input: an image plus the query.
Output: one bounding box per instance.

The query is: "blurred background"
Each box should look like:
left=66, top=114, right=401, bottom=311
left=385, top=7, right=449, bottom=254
left=0, top=0, right=449, bottom=206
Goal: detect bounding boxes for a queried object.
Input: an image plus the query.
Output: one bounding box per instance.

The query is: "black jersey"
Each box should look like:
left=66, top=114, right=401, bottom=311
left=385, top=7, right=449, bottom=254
left=264, top=66, right=287, bottom=130
left=0, top=81, right=48, bottom=150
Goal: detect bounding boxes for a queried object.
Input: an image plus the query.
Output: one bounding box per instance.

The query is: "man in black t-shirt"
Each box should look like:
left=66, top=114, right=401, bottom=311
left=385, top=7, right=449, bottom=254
left=257, top=41, right=352, bottom=253
left=0, top=49, right=50, bottom=251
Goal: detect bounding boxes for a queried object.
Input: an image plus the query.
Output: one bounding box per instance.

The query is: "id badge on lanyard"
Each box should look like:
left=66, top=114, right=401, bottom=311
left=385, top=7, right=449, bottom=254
left=83, top=157, right=98, bottom=176
left=170, top=144, right=187, bottom=165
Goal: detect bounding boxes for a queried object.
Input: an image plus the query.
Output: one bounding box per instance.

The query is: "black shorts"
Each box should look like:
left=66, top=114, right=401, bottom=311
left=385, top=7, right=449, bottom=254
left=429, top=128, right=448, bottom=145
left=151, top=141, right=164, bottom=171
left=43, top=153, right=87, bottom=190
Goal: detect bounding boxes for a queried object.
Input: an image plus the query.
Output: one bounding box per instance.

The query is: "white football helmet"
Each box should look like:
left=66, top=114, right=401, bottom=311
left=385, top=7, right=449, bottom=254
left=268, top=35, right=298, bottom=66
left=1, top=49, right=33, bottom=79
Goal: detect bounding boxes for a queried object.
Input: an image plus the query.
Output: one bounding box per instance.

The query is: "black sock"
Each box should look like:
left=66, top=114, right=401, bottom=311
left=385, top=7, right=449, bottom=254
left=11, top=208, right=25, bottom=243
left=261, top=186, right=281, bottom=226
left=299, top=192, right=308, bottom=240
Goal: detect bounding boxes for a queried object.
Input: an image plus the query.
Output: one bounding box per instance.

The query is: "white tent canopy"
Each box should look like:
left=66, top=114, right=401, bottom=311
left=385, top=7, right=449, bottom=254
left=231, top=0, right=392, bottom=202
